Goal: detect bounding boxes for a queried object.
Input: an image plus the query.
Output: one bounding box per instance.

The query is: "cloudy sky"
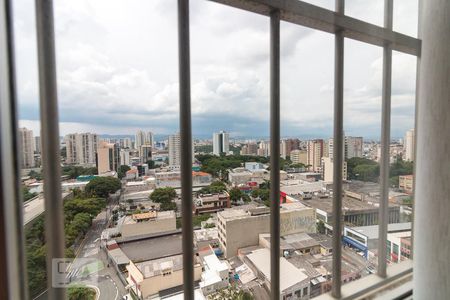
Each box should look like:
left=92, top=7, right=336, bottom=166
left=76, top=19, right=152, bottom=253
left=14, top=0, right=418, bottom=139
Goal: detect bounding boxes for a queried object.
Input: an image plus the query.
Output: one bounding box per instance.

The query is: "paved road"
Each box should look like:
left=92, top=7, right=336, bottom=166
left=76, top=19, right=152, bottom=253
left=70, top=210, right=127, bottom=300
left=34, top=209, right=127, bottom=300
left=23, top=192, right=70, bottom=225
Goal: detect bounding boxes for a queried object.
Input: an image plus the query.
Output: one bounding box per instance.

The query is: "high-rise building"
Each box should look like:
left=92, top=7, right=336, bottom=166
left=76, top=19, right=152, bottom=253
left=404, top=129, right=415, bottom=161
left=290, top=149, right=308, bottom=165
left=213, top=131, right=230, bottom=156
left=321, top=156, right=347, bottom=182
left=307, top=139, right=324, bottom=172
left=139, top=145, right=153, bottom=164
left=96, top=141, right=120, bottom=174
left=281, top=139, right=300, bottom=159
left=328, top=136, right=363, bottom=160
left=18, top=127, right=35, bottom=168
left=120, top=138, right=132, bottom=149
left=168, top=133, right=181, bottom=166
left=135, top=130, right=154, bottom=149
left=258, top=140, right=270, bottom=157
left=34, top=136, right=41, bottom=154
left=240, top=142, right=258, bottom=156
left=345, top=136, right=363, bottom=159
left=64, top=133, right=98, bottom=165
left=120, top=149, right=131, bottom=166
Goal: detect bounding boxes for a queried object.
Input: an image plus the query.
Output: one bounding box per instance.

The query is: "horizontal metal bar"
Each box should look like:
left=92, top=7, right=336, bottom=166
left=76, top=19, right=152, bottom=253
left=207, top=0, right=421, bottom=56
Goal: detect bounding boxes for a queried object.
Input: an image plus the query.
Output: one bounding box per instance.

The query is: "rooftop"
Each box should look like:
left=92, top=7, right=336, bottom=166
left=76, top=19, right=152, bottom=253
left=246, top=248, right=309, bottom=292
left=348, top=222, right=412, bottom=240
left=299, top=195, right=398, bottom=214
left=135, top=254, right=183, bottom=278
left=119, top=232, right=182, bottom=262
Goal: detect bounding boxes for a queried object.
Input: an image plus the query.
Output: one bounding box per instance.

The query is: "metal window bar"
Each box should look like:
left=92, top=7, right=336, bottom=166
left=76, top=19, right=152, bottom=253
left=35, top=0, right=65, bottom=299
left=177, top=1, right=194, bottom=299
left=332, top=0, right=345, bottom=297
left=269, top=9, right=281, bottom=300
left=378, top=0, right=393, bottom=278
left=0, top=0, right=29, bottom=299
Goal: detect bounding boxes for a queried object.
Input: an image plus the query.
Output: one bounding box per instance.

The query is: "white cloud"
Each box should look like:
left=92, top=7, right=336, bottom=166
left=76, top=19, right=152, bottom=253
left=13, top=0, right=418, bottom=138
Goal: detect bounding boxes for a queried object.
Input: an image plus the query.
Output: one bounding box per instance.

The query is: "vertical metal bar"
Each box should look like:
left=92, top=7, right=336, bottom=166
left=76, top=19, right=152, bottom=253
left=332, top=0, right=344, bottom=297
left=0, top=0, right=28, bottom=298
left=377, top=0, right=393, bottom=279
left=177, top=1, right=194, bottom=299
left=35, top=1, right=65, bottom=299
left=269, top=9, right=281, bottom=300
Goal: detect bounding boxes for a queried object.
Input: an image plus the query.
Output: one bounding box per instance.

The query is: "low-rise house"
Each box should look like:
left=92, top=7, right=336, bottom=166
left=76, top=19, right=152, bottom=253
left=194, top=192, right=230, bottom=215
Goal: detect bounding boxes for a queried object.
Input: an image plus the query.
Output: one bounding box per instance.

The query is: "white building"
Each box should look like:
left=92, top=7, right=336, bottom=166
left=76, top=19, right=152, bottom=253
left=120, top=149, right=130, bottom=166
left=321, top=156, right=347, bottom=182
left=18, top=127, right=35, bottom=168
left=199, top=253, right=230, bottom=296
left=135, top=130, right=154, bottom=149
left=404, top=129, right=415, bottom=161
left=346, top=136, right=363, bottom=159
left=64, top=132, right=98, bottom=165
left=169, top=133, right=181, bottom=166
left=213, top=131, right=230, bottom=156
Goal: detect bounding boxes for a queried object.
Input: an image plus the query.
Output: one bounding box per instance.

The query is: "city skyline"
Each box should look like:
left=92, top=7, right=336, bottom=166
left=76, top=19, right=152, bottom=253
left=15, top=0, right=418, bottom=138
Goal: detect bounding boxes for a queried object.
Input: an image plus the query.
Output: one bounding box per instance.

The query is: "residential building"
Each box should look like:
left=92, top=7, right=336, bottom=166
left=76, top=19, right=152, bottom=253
left=244, top=248, right=310, bottom=299
left=281, top=138, right=300, bottom=159
left=307, top=139, right=324, bottom=172
left=404, top=129, right=415, bottom=161
left=240, top=142, right=258, bottom=155
left=120, top=149, right=130, bottom=166
left=139, top=144, right=152, bottom=164
left=199, top=251, right=230, bottom=296
left=194, top=192, right=231, bottom=215
left=346, top=136, right=363, bottom=159
left=290, top=149, right=308, bottom=165
left=18, top=127, right=34, bottom=168
left=118, top=211, right=176, bottom=239
left=64, top=132, right=98, bottom=165
left=135, top=130, right=154, bottom=149
left=213, top=131, right=229, bottom=156
left=217, top=203, right=316, bottom=258
left=34, top=136, right=41, bottom=154
left=399, top=175, right=414, bottom=194
left=387, top=231, right=412, bottom=263
left=321, top=156, right=347, bottom=182
left=96, top=141, right=120, bottom=174
left=168, top=133, right=181, bottom=166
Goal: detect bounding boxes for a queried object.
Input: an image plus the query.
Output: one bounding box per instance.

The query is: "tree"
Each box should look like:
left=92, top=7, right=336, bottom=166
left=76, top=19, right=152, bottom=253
left=146, top=160, right=157, bottom=169
left=62, top=166, right=98, bottom=179
left=85, top=176, right=121, bottom=198
left=22, top=186, right=37, bottom=201
left=118, top=165, right=131, bottom=179
left=317, top=220, right=326, bottom=234
left=198, top=181, right=227, bottom=194
left=68, top=285, right=96, bottom=300
left=229, top=188, right=243, bottom=202
left=150, top=187, right=177, bottom=203
left=209, top=284, right=254, bottom=300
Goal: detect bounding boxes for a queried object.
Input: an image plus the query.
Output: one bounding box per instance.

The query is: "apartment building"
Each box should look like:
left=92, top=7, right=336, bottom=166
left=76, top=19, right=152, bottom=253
left=96, top=141, right=120, bottom=174
left=135, top=130, right=154, bottom=149
left=399, top=175, right=414, bottom=194
left=64, top=132, right=98, bottom=165
left=290, top=149, right=308, bottom=165
left=217, top=203, right=316, bottom=258
left=194, top=192, right=230, bottom=215
left=18, top=127, right=34, bottom=168
left=404, top=129, right=415, bottom=161
left=321, top=156, right=347, bottom=182
left=307, top=139, right=324, bottom=172
left=212, top=131, right=229, bottom=156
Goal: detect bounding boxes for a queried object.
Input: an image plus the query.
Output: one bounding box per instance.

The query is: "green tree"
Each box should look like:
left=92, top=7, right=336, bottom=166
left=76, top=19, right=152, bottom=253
left=146, top=160, right=157, bottom=169
left=22, top=186, right=37, bottom=201
left=317, top=220, right=326, bottom=234
left=85, top=177, right=121, bottom=198
left=68, top=285, right=96, bottom=300
left=150, top=187, right=177, bottom=203
left=62, top=166, right=98, bottom=179
left=118, top=165, right=131, bottom=179
left=229, top=187, right=243, bottom=202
